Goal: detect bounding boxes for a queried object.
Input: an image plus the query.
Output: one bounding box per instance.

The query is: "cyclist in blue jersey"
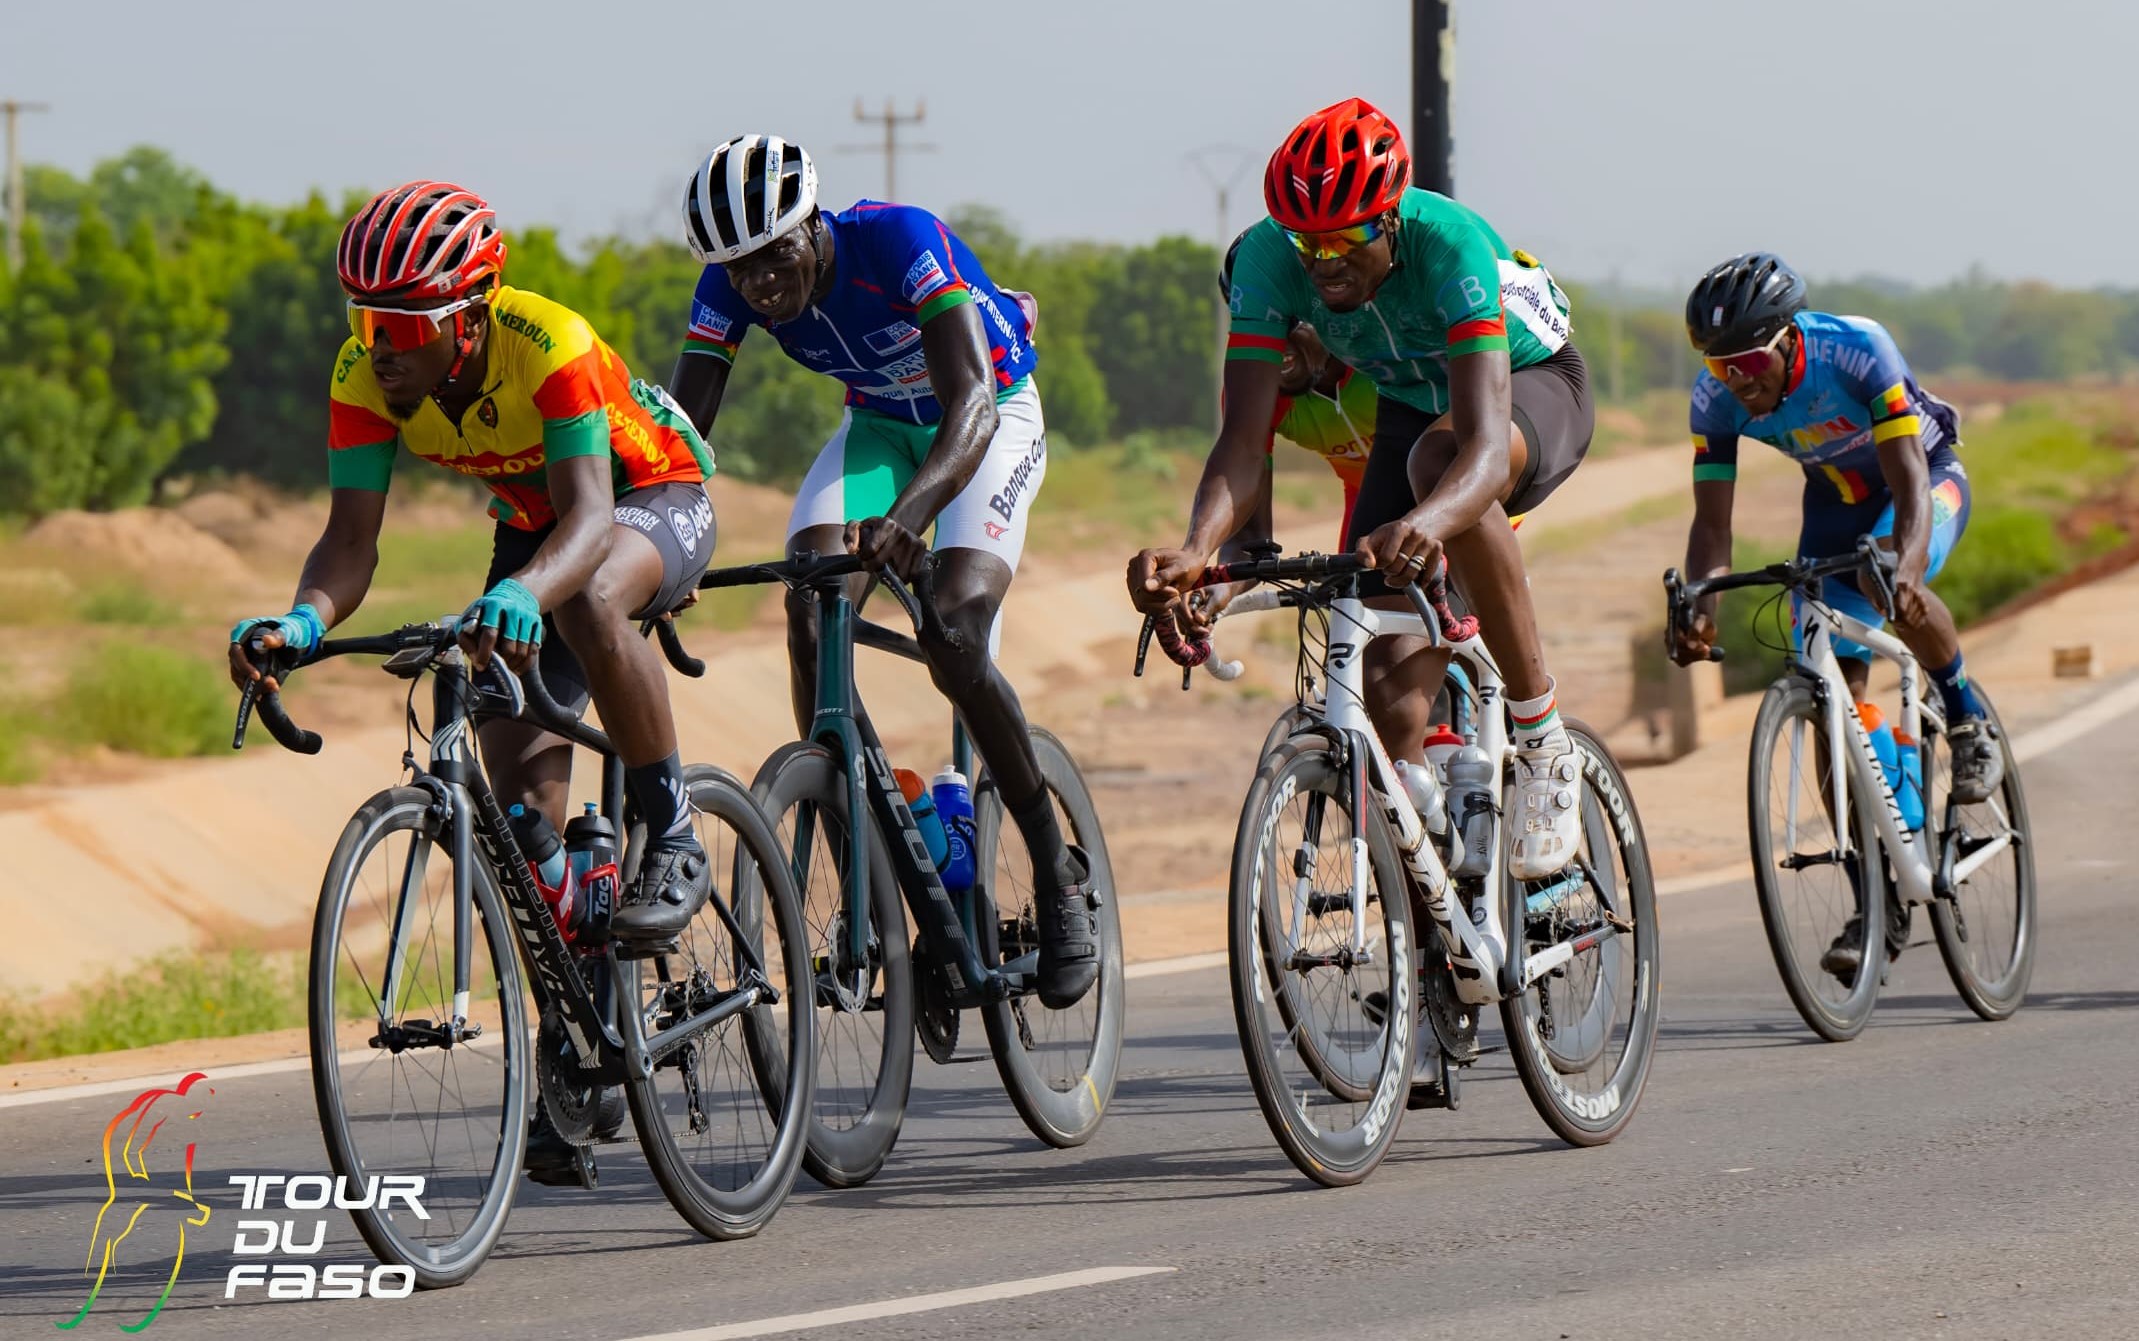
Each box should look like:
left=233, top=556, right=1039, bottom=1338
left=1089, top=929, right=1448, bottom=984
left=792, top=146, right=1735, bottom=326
left=666, top=135, right=1097, bottom=1009
left=1670, top=253, right=2004, bottom=976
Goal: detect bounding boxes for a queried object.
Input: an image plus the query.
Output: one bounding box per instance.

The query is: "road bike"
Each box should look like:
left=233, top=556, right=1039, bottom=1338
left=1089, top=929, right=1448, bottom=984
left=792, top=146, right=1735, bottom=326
left=683, top=553, right=1125, bottom=1187
left=1666, top=541, right=2035, bottom=1041
left=1142, top=550, right=1660, bottom=1185
left=233, top=619, right=814, bottom=1285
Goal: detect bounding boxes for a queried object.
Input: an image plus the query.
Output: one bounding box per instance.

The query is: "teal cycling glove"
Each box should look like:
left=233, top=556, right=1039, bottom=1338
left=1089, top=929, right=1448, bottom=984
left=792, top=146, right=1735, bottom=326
left=230, top=603, right=325, bottom=653
left=463, top=578, right=543, bottom=649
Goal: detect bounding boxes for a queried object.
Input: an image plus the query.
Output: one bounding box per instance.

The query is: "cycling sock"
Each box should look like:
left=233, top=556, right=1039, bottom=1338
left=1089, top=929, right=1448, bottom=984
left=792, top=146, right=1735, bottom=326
left=626, top=751, right=694, bottom=847
left=1007, top=788, right=1076, bottom=887
left=1927, top=654, right=1985, bottom=722
left=1508, top=680, right=1563, bottom=750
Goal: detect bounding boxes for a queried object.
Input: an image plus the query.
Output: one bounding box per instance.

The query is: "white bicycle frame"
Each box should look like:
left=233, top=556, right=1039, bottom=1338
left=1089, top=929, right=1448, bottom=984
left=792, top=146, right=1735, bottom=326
left=1237, top=588, right=1611, bottom=1007
left=1789, top=593, right=2016, bottom=903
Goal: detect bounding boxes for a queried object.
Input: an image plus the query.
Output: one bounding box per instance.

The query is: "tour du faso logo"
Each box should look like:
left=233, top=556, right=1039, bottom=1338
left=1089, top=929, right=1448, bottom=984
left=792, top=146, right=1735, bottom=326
left=58, top=1071, right=421, bottom=1332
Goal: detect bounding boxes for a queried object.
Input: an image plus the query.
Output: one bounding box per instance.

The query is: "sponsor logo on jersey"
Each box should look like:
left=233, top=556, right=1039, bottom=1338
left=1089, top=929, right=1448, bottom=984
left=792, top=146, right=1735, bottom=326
left=988, top=433, right=1047, bottom=522
left=983, top=520, right=1007, bottom=540
left=668, top=490, right=714, bottom=555
left=1804, top=335, right=1878, bottom=384
left=902, top=251, right=950, bottom=304
left=1786, top=415, right=1864, bottom=454
left=477, top=397, right=498, bottom=429
left=863, top=321, right=923, bottom=356
left=688, top=301, right=734, bottom=342
left=334, top=344, right=366, bottom=384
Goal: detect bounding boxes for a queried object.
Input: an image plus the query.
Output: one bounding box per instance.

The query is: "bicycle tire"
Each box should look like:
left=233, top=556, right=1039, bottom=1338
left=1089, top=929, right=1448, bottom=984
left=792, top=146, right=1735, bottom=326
left=1749, top=678, right=1886, bottom=1041
left=1926, top=689, right=2037, bottom=1021
left=975, top=727, right=1126, bottom=1148
left=309, top=787, right=526, bottom=1288
left=625, top=765, right=816, bottom=1239
left=1499, top=720, right=1661, bottom=1147
left=1228, top=735, right=1414, bottom=1186
left=751, top=742, right=914, bottom=1188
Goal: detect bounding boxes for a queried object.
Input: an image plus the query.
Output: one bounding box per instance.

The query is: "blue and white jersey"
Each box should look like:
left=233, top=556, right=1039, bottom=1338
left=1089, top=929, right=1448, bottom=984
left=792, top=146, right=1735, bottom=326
left=682, top=200, right=1037, bottom=424
left=1690, top=311, right=1958, bottom=506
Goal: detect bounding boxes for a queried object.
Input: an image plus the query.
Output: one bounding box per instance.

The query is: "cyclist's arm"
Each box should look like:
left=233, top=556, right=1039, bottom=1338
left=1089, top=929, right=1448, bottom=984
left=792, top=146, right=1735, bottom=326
left=1404, top=347, right=1513, bottom=539
left=1218, top=451, right=1277, bottom=559
left=1876, top=433, right=1932, bottom=584
left=1182, top=358, right=1284, bottom=557
left=667, top=351, right=732, bottom=440
left=505, top=455, right=615, bottom=609
left=889, top=303, right=999, bottom=533
left=291, top=487, right=388, bottom=628
left=1685, top=479, right=1736, bottom=625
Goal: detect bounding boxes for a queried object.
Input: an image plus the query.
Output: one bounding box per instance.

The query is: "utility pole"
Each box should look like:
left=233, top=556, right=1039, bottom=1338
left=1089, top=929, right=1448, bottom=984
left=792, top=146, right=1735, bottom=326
left=838, top=99, right=933, bottom=201
left=4, top=99, right=51, bottom=274
left=1187, top=146, right=1252, bottom=430
left=1411, top=1, right=1454, bottom=196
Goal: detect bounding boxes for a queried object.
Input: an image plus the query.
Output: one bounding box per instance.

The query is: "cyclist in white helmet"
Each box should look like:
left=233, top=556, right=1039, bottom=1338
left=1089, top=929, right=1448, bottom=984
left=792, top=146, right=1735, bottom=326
left=666, top=135, right=1098, bottom=1009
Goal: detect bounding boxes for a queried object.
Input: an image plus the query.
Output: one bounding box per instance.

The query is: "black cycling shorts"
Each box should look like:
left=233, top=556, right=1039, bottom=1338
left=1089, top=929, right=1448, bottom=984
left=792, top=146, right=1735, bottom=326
left=1343, top=341, right=1595, bottom=552
left=482, top=480, right=717, bottom=713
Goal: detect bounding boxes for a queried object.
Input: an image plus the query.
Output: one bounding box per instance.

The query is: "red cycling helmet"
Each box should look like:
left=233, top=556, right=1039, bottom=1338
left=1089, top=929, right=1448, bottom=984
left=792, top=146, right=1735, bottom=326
left=1263, top=99, right=1413, bottom=232
left=337, top=181, right=507, bottom=302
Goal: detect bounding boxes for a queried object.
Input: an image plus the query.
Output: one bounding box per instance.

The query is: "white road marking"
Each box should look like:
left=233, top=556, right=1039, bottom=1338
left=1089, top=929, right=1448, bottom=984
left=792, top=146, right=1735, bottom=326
left=0, top=1034, right=501, bottom=1111
left=1124, top=951, right=1229, bottom=980
left=617, top=1266, right=1176, bottom=1341
left=2010, top=676, right=2139, bottom=764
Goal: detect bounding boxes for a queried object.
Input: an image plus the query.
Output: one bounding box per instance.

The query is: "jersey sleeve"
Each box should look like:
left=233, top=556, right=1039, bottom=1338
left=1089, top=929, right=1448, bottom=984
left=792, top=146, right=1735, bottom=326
left=1846, top=320, right=1923, bottom=444
left=1689, top=376, right=1741, bottom=483
left=885, top=209, right=976, bottom=324
left=327, top=339, right=398, bottom=492
left=1224, top=223, right=1295, bottom=365
left=528, top=316, right=613, bottom=462
left=681, top=266, right=752, bottom=362
left=1427, top=226, right=1510, bottom=359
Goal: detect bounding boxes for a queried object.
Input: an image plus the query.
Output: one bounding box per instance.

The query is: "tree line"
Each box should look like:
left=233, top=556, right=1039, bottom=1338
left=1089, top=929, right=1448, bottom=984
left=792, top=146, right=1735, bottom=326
left=4, top=147, right=2136, bottom=518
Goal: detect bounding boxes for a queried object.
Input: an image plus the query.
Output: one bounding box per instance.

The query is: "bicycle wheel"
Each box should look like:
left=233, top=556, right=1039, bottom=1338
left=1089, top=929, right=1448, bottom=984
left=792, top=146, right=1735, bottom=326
left=1925, top=689, right=2036, bottom=1020
left=1499, top=720, right=1661, bottom=1147
left=1749, top=678, right=1887, bottom=1041
left=624, top=765, right=815, bottom=1239
left=309, top=787, right=526, bottom=1288
left=1229, top=734, right=1413, bottom=1186
left=752, top=742, right=914, bottom=1187
left=974, top=727, right=1126, bottom=1148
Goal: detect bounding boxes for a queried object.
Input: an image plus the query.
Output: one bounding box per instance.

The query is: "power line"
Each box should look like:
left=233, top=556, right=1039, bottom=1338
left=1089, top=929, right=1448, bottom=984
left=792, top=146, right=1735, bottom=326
left=3, top=98, right=52, bottom=274
left=836, top=99, right=933, bottom=201
left=1186, top=146, right=1254, bottom=429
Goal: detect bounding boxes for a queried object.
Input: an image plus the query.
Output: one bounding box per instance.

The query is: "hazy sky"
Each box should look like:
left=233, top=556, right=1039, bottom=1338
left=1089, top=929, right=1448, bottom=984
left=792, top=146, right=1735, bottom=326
left=3, top=0, right=2125, bottom=290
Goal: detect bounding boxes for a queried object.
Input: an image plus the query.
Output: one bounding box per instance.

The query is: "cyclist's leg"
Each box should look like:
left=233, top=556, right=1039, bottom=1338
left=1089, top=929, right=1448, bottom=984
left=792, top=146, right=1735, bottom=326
left=782, top=409, right=903, bottom=734
left=476, top=519, right=577, bottom=828
left=1347, top=395, right=1454, bottom=765
left=553, top=480, right=721, bottom=939
left=927, top=381, right=1097, bottom=1007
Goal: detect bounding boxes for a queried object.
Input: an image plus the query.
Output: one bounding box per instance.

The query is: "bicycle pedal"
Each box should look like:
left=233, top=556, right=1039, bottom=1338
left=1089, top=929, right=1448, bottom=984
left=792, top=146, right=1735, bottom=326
left=612, top=935, right=681, bottom=960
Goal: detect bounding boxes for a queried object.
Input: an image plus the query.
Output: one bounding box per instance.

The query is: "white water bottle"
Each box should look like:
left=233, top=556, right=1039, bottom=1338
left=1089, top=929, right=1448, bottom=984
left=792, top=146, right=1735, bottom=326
left=1394, top=759, right=1448, bottom=835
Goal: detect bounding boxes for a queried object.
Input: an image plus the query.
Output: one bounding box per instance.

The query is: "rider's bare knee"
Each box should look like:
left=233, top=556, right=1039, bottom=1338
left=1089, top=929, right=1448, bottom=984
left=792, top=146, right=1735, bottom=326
left=918, top=600, right=992, bottom=700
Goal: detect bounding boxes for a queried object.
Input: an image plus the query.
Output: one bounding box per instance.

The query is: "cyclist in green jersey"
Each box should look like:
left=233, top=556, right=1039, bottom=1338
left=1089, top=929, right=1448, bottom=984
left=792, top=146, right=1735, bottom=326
left=1128, top=98, right=1596, bottom=879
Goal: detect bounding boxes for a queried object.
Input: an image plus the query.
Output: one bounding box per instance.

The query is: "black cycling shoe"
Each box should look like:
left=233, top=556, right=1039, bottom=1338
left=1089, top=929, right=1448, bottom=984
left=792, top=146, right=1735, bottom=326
left=1946, top=717, right=2005, bottom=804
left=609, top=841, right=711, bottom=947
left=1035, top=844, right=1101, bottom=1010
left=1820, top=903, right=1911, bottom=984
left=524, top=1108, right=597, bottom=1189
left=593, top=1085, right=627, bottom=1142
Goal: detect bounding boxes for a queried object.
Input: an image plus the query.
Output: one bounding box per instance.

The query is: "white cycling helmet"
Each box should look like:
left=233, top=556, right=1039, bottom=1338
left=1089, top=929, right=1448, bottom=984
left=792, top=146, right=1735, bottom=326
left=682, top=135, right=819, bottom=264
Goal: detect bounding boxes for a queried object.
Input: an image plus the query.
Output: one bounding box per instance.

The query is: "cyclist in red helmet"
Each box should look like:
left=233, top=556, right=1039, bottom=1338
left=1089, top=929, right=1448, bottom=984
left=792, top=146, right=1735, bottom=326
left=228, top=181, right=721, bottom=953
left=1129, top=98, right=1595, bottom=879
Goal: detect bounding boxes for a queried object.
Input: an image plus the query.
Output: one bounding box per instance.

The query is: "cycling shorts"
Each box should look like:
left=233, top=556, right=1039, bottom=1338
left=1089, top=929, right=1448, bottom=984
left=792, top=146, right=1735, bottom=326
left=1794, top=453, right=1970, bottom=662
left=1342, top=342, right=1593, bottom=595
left=785, top=377, right=1046, bottom=573
left=484, top=479, right=717, bottom=714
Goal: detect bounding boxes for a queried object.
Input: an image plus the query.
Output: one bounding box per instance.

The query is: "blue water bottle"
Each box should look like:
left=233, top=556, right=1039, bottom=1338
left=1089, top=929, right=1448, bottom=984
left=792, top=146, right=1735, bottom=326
left=1893, top=728, right=1925, bottom=832
left=1857, top=703, right=1920, bottom=830
left=931, top=767, right=977, bottom=894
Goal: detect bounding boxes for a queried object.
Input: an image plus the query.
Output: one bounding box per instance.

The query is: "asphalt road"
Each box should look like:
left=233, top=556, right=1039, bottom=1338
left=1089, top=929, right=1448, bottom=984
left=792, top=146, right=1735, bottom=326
left=6, top=692, right=2137, bottom=1341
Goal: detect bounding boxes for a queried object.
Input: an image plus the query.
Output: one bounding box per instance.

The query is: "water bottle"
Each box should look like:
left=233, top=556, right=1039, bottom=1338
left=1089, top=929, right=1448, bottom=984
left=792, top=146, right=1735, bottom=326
left=1423, top=724, right=1465, bottom=781
left=1857, top=703, right=1913, bottom=830
left=1892, top=728, right=1925, bottom=832
left=1444, top=744, right=1498, bottom=878
left=931, top=767, right=977, bottom=894
left=509, top=803, right=575, bottom=935
left=564, top=803, right=619, bottom=944
left=894, top=768, right=950, bottom=871
left=1393, top=759, right=1448, bottom=836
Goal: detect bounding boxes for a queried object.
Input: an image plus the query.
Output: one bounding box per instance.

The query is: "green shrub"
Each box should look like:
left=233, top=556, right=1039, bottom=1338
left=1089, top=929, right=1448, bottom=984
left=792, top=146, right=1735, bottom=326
left=0, top=949, right=305, bottom=1063
left=1932, top=505, right=2064, bottom=626
left=1715, top=540, right=1795, bottom=695
left=81, top=581, right=179, bottom=625
left=59, top=644, right=228, bottom=757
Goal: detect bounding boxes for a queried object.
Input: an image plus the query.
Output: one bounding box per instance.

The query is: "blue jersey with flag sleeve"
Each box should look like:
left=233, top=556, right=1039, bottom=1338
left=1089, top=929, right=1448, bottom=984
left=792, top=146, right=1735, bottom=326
left=1689, top=311, right=1959, bottom=506
left=681, top=200, right=1037, bottom=425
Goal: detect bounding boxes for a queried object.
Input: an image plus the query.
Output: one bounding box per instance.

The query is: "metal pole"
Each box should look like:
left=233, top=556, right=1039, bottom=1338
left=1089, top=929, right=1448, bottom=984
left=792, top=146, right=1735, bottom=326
left=839, top=99, right=932, bottom=202
left=1214, top=183, right=1230, bottom=428
left=3, top=100, right=51, bottom=273
left=1186, top=145, right=1252, bottom=431
left=1411, top=1, right=1454, bottom=196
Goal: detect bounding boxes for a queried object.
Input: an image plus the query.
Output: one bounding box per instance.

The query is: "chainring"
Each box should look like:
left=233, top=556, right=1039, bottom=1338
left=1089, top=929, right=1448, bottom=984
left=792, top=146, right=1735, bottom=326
left=914, top=934, right=961, bottom=1063
left=537, top=1010, right=601, bottom=1145
left=1418, top=954, right=1480, bottom=1065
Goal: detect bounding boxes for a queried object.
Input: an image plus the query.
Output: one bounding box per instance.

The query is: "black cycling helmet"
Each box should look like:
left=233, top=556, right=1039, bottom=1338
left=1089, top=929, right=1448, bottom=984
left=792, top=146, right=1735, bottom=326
left=1685, top=252, right=1806, bottom=353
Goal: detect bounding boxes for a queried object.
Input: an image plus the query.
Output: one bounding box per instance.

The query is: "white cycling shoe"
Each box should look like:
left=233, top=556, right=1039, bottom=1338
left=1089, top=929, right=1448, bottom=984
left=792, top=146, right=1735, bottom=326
left=1509, top=724, right=1583, bottom=881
